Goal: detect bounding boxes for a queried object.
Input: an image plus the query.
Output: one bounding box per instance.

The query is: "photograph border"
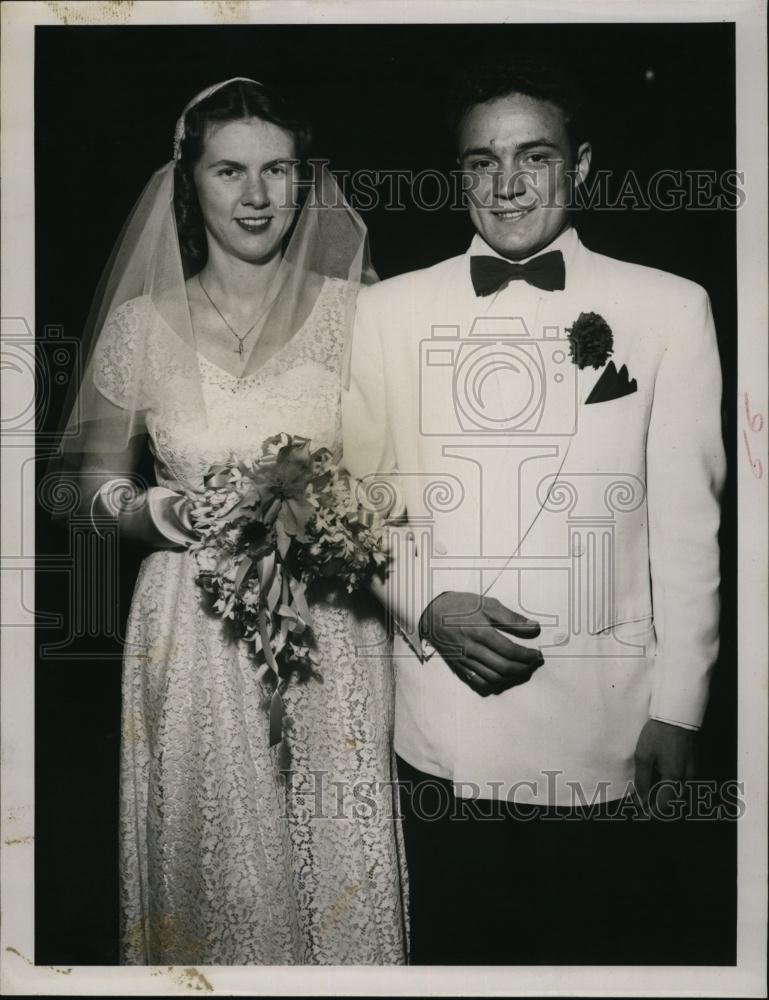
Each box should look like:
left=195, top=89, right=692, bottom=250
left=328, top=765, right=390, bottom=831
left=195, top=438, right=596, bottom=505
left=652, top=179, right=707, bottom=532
left=1, top=1, right=766, bottom=995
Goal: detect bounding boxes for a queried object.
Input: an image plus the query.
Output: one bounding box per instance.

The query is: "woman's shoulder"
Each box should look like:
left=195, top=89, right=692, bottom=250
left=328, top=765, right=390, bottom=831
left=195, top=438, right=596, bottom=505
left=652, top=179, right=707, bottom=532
left=93, top=295, right=161, bottom=373
left=90, top=297, right=153, bottom=403
left=102, top=293, right=190, bottom=348
left=323, top=275, right=350, bottom=291
left=318, top=274, right=371, bottom=306
left=103, top=294, right=155, bottom=335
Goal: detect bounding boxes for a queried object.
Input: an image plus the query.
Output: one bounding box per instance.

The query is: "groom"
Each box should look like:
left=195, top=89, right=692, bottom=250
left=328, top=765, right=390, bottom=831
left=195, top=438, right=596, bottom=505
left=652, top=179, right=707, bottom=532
left=343, top=56, right=725, bottom=963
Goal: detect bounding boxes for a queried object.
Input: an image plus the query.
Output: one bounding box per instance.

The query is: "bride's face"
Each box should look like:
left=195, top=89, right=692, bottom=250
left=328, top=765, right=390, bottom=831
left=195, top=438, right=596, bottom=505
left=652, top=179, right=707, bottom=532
left=193, top=117, right=300, bottom=265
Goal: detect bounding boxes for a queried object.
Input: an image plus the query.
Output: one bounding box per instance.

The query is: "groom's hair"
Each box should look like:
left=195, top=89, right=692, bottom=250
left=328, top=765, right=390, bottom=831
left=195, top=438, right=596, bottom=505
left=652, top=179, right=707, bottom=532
left=447, top=54, right=587, bottom=158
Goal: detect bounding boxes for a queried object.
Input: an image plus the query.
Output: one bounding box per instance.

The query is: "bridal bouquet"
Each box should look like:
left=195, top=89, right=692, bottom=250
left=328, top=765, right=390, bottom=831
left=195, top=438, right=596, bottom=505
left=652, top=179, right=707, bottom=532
left=188, top=433, right=387, bottom=739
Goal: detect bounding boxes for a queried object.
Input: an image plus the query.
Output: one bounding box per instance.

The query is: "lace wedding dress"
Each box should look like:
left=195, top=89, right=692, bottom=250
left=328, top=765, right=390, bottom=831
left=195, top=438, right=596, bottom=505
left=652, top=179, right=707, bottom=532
left=93, top=279, right=409, bottom=965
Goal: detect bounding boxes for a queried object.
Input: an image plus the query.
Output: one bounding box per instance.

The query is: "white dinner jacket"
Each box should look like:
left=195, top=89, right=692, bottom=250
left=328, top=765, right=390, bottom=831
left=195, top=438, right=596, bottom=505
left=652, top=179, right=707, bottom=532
left=342, top=227, right=726, bottom=804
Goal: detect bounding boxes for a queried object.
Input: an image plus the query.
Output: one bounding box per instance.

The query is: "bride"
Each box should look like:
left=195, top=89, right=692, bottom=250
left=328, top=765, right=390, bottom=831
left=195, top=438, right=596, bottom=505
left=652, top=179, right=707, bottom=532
left=56, top=78, right=408, bottom=965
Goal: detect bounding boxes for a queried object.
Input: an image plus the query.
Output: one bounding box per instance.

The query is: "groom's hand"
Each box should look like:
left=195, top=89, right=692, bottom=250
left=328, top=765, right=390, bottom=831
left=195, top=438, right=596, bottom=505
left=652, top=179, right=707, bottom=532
left=633, top=719, right=697, bottom=807
left=419, top=592, right=543, bottom=697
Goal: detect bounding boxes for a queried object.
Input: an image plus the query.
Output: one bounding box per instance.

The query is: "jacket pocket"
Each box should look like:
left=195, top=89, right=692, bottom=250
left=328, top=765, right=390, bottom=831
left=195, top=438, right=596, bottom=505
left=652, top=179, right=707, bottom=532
left=600, top=614, right=656, bottom=655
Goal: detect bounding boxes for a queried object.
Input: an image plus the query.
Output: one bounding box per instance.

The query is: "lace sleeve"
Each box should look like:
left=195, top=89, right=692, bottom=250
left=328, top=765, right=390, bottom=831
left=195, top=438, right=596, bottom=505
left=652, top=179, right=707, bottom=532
left=90, top=297, right=147, bottom=410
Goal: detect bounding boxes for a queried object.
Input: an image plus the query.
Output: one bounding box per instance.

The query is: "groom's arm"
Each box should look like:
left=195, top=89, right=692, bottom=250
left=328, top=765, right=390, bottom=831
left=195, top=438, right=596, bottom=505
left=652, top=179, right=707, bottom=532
left=343, top=285, right=545, bottom=693
left=342, top=286, right=398, bottom=488
left=636, top=283, right=726, bottom=799
left=342, top=285, right=429, bottom=652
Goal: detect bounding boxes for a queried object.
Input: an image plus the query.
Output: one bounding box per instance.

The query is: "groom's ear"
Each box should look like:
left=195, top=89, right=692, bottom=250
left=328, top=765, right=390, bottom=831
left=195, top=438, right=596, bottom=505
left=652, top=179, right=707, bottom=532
left=573, top=141, right=592, bottom=188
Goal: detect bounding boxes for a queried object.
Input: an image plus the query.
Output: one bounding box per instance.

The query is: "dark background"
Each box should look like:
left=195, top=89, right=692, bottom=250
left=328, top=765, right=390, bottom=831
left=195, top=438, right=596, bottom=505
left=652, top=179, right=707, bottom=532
left=35, top=23, right=737, bottom=965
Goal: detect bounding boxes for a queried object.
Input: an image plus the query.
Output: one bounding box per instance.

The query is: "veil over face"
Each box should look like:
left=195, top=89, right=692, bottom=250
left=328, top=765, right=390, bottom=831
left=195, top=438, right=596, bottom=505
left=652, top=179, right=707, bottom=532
left=55, top=78, right=376, bottom=479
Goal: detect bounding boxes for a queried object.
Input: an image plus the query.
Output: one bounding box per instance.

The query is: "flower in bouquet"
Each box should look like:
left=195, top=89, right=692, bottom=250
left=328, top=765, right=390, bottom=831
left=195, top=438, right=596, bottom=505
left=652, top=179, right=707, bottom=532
left=186, top=434, right=389, bottom=744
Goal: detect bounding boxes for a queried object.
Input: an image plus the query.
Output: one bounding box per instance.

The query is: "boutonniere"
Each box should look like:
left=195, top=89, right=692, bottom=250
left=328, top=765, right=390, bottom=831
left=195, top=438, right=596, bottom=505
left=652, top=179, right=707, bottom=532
left=566, top=312, right=614, bottom=370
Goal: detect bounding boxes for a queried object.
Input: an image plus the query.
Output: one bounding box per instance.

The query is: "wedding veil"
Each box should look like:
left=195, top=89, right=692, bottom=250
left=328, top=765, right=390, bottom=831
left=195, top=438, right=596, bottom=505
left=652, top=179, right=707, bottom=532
left=54, top=78, right=376, bottom=481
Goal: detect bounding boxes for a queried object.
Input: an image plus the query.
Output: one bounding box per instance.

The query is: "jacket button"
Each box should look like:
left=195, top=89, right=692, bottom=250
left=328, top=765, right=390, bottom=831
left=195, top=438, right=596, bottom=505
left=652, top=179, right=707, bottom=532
left=434, top=539, right=448, bottom=555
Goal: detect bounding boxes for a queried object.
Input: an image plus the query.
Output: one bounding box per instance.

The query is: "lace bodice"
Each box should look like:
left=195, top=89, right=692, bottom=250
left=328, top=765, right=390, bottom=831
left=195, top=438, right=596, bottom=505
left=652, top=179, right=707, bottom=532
left=92, top=279, right=347, bottom=490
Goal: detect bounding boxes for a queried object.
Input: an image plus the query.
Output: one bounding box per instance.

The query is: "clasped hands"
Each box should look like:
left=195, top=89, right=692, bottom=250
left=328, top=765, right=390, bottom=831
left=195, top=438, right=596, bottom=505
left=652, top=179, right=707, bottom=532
left=418, top=591, right=544, bottom=697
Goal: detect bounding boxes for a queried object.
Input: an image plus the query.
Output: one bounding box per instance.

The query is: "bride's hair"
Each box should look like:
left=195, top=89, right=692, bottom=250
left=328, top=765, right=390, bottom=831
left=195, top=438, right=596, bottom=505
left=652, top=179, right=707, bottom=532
left=174, top=79, right=313, bottom=277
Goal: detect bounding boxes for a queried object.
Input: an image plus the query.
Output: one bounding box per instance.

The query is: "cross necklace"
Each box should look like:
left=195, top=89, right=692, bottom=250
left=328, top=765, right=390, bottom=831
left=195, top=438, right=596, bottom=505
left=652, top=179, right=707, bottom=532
left=197, top=274, right=263, bottom=360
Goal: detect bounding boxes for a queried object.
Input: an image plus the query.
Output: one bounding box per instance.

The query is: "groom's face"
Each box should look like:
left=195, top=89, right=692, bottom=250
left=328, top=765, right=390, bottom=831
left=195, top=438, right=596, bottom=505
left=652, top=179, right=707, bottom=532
left=458, top=92, right=590, bottom=260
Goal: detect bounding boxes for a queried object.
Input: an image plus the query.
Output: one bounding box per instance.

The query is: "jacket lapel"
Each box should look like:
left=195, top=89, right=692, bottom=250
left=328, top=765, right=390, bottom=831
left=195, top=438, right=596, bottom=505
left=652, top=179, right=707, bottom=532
left=479, top=235, right=604, bottom=555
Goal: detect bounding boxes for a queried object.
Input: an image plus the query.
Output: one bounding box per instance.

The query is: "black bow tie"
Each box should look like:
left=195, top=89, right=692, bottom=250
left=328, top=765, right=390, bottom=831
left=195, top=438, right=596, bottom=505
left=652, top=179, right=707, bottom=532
left=470, top=250, right=566, bottom=296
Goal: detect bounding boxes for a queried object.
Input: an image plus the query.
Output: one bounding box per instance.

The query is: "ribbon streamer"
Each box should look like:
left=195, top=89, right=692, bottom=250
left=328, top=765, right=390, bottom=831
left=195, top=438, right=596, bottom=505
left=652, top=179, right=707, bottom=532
left=289, top=576, right=313, bottom=630
left=269, top=685, right=285, bottom=749
left=258, top=607, right=284, bottom=748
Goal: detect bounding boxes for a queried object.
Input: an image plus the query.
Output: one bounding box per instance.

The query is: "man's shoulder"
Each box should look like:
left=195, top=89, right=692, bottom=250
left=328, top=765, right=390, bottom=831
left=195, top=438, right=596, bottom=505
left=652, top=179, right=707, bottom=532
left=360, top=254, right=466, bottom=306
left=583, top=243, right=709, bottom=307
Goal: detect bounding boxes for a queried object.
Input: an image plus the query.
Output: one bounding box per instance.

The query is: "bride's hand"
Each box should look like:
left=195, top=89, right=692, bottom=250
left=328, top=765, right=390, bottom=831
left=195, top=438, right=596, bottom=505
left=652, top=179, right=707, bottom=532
left=90, top=479, right=198, bottom=550
left=146, top=488, right=199, bottom=548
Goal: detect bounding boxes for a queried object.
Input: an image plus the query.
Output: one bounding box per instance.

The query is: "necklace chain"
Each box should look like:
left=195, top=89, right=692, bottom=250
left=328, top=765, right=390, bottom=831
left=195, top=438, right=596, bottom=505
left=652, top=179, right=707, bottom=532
left=197, top=274, right=261, bottom=359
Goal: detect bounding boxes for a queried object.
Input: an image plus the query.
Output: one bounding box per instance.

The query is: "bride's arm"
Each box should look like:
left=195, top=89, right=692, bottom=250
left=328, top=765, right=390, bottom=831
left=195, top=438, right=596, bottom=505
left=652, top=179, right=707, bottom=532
left=66, top=300, right=197, bottom=550
left=76, top=430, right=196, bottom=550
